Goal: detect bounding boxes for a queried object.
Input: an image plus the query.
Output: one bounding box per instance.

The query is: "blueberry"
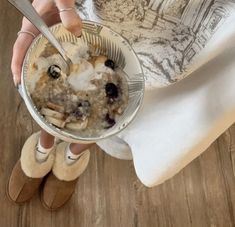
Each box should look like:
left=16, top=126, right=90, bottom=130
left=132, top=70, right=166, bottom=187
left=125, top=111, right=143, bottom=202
left=73, top=100, right=91, bottom=118
left=47, top=65, right=61, bottom=79
left=105, top=83, right=118, bottom=98
left=104, top=59, right=115, bottom=70
left=72, top=109, right=83, bottom=118
left=105, top=114, right=116, bottom=128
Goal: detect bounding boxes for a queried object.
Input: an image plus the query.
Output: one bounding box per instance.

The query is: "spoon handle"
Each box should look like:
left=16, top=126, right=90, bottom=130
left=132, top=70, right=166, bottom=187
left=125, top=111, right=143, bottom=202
left=8, top=0, right=70, bottom=63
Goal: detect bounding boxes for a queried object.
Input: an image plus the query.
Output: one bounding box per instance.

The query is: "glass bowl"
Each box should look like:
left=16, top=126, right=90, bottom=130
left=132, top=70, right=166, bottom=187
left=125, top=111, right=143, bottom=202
left=21, top=21, right=145, bottom=143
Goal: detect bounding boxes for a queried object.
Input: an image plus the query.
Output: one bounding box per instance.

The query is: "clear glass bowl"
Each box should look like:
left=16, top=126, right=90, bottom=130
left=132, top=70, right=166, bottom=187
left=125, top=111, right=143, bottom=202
left=21, top=21, right=145, bottom=143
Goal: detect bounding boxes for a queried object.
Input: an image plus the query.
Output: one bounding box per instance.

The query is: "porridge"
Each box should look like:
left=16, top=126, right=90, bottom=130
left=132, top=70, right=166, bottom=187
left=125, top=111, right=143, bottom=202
left=30, top=39, right=129, bottom=136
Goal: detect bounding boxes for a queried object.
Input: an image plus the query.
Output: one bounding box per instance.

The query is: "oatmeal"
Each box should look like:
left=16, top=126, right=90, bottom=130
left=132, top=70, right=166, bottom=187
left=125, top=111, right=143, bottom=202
left=30, top=40, right=128, bottom=136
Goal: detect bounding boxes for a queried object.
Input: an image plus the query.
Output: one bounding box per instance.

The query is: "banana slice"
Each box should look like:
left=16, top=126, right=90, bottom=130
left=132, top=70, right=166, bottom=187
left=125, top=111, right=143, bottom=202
left=41, top=108, right=64, bottom=119
left=65, top=119, right=88, bottom=130
left=94, top=55, right=107, bottom=67
left=45, top=116, right=65, bottom=128
left=47, top=102, right=65, bottom=113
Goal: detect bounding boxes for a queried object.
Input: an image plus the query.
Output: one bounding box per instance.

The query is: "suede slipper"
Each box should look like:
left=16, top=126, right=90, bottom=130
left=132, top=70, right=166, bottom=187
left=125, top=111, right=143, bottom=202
left=41, top=142, right=90, bottom=211
left=6, top=132, right=55, bottom=204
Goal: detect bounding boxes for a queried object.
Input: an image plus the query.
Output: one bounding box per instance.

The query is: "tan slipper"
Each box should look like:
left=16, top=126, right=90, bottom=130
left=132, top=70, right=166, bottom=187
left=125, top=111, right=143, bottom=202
left=41, top=142, right=90, bottom=211
left=6, top=132, right=55, bottom=204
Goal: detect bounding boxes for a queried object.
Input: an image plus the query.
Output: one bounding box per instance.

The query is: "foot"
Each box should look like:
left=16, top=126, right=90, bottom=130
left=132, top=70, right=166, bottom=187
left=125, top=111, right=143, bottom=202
left=6, top=132, right=56, bottom=204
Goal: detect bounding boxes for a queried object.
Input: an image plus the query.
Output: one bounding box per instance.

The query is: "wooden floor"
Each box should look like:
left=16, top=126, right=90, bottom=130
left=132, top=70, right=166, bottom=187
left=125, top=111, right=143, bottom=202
left=1, top=1, right=235, bottom=227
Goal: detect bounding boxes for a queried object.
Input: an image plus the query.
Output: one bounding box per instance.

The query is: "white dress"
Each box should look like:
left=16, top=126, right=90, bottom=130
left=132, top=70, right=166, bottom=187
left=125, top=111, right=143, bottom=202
left=76, top=0, right=235, bottom=186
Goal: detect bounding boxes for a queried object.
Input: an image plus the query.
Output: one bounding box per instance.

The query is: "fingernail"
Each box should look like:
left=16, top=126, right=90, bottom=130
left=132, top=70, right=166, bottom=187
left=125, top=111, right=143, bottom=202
left=13, top=75, right=19, bottom=88
left=75, top=30, right=82, bottom=37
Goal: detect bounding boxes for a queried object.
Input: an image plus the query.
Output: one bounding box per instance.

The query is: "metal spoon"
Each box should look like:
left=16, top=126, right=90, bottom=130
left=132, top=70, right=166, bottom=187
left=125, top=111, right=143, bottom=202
left=8, top=0, right=72, bottom=74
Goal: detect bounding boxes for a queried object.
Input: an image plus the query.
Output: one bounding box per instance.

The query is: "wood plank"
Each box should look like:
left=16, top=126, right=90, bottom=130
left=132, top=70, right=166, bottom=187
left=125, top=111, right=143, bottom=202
left=1, top=1, right=235, bottom=226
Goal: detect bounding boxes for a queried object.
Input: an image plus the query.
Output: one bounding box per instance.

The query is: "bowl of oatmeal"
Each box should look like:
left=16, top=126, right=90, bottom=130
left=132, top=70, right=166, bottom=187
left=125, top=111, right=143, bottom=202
left=21, top=21, right=144, bottom=143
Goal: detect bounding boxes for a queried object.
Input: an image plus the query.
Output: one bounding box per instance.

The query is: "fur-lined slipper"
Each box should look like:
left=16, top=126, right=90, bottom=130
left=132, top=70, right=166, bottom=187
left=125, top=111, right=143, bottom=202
left=41, top=142, right=90, bottom=211
left=7, top=132, right=55, bottom=204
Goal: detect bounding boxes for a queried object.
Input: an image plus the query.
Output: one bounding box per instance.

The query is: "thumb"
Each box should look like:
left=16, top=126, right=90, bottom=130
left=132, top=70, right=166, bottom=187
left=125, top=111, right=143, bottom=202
left=55, top=0, right=82, bottom=36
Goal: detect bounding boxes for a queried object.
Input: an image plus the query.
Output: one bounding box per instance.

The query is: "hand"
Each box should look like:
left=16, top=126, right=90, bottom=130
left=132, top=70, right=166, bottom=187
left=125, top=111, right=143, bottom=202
left=11, top=0, right=82, bottom=86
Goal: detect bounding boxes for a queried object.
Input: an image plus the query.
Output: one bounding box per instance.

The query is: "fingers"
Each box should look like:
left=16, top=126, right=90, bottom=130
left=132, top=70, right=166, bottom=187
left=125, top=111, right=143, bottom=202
left=54, top=0, right=82, bottom=36
left=11, top=0, right=82, bottom=86
left=11, top=3, right=61, bottom=86
left=11, top=29, right=38, bottom=86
